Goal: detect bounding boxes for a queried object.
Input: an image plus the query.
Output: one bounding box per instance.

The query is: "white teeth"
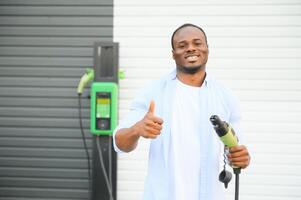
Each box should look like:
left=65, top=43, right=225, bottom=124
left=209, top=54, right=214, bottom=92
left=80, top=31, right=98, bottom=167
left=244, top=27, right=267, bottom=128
left=186, top=56, right=198, bottom=61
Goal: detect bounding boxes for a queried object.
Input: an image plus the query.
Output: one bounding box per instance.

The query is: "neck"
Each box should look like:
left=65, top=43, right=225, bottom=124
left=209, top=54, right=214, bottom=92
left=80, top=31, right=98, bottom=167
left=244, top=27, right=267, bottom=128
left=176, top=69, right=206, bottom=87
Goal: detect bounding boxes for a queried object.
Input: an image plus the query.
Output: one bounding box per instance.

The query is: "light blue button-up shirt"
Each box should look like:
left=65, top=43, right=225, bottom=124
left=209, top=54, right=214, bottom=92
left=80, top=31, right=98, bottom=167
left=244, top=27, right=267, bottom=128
left=113, top=69, right=243, bottom=200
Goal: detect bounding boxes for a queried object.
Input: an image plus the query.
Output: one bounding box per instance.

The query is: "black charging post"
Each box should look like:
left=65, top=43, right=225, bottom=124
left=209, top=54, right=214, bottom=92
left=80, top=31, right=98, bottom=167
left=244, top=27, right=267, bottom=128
left=91, top=42, right=119, bottom=200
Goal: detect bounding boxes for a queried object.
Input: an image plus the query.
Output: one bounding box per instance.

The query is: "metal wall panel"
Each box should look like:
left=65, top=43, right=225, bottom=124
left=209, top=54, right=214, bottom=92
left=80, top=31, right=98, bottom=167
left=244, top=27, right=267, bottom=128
left=0, top=0, right=113, bottom=199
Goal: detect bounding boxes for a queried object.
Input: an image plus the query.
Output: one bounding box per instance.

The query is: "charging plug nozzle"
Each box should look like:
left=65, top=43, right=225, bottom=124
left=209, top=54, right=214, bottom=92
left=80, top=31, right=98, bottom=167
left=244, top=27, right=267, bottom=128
left=77, top=68, right=94, bottom=95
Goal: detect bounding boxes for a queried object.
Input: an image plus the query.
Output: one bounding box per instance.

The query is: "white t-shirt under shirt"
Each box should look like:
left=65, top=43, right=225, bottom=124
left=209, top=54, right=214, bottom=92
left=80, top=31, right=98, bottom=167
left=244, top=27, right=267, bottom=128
left=170, top=78, right=215, bottom=200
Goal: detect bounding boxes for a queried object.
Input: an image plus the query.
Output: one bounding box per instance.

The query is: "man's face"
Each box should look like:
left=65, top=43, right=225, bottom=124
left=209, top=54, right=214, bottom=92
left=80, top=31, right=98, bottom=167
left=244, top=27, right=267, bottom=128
left=172, top=26, right=209, bottom=74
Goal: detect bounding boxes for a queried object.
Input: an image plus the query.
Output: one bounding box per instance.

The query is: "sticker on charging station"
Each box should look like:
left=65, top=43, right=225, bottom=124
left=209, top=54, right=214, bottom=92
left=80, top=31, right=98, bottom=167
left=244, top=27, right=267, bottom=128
left=96, top=98, right=110, bottom=118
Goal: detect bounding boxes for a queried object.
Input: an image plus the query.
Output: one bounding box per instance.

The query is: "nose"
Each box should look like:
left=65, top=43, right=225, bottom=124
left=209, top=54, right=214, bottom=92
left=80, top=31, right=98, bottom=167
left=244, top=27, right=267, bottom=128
left=186, top=43, right=196, bottom=52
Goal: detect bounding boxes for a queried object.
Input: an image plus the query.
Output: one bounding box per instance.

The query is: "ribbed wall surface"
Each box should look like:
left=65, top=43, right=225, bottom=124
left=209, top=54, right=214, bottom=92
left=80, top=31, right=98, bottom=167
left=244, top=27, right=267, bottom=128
left=0, top=0, right=113, bottom=199
left=114, top=0, right=301, bottom=199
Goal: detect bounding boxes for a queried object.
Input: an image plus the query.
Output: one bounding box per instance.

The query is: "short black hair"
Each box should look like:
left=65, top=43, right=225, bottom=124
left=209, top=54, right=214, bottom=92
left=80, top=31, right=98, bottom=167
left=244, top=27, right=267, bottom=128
left=171, top=23, right=208, bottom=50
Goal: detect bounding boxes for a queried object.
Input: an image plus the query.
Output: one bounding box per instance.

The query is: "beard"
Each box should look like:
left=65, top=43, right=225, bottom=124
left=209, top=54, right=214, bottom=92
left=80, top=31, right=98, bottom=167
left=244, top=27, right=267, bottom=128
left=177, top=64, right=203, bottom=75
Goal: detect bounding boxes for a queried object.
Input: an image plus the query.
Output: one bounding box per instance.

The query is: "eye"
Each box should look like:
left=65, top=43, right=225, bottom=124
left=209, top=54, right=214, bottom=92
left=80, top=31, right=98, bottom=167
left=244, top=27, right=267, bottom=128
left=177, top=42, right=187, bottom=49
left=178, top=44, right=186, bottom=48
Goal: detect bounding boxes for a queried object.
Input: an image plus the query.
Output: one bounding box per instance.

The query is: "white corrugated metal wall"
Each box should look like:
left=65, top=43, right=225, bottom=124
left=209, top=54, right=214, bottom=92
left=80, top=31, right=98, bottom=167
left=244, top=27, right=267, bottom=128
left=114, top=0, right=301, bottom=199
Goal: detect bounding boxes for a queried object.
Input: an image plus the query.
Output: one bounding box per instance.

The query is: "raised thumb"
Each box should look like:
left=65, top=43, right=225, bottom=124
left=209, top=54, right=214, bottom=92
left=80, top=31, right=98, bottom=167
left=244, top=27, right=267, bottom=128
left=148, top=100, right=155, bottom=114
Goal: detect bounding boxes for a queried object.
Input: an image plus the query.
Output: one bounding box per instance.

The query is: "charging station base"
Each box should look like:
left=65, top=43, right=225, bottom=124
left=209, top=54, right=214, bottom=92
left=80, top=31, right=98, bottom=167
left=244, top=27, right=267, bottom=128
left=92, top=135, right=117, bottom=200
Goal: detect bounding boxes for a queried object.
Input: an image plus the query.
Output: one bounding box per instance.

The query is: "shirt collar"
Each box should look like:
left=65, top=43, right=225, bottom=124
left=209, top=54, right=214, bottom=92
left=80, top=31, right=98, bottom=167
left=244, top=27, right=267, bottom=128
left=167, top=69, right=209, bottom=87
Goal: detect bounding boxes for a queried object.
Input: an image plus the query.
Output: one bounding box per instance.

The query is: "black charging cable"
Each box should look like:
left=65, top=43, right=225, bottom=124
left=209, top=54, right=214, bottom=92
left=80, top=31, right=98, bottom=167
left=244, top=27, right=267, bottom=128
left=78, top=94, right=92, bottom=199
left=96, top=135, right=114, bottom=200
left=233, top=168, right=241, bottom=200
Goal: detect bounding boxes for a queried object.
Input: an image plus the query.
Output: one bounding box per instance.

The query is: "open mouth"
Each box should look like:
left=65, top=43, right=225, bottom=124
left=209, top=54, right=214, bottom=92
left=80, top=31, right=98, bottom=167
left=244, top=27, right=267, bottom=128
left=185, top=55, right=199, bottom=62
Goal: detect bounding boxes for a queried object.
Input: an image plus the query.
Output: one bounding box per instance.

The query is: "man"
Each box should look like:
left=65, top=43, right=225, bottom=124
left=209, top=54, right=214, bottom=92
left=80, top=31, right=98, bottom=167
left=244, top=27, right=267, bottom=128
left=113, top=23, right=250, bottom=200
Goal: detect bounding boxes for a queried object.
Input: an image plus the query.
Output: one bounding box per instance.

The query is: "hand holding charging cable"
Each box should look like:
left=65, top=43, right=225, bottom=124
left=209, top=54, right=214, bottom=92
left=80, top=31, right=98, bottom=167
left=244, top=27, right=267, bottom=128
left=210, top=115, right=250, bottom=200
left=228, top=145, right=250, bottom=169
left=210, top=115, right=250, bottom=168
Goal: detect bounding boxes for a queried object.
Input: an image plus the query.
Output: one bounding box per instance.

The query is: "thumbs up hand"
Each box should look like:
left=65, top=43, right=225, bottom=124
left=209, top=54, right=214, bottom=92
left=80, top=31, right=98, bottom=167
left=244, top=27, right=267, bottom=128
left=134, top=100, right=163, bottom=139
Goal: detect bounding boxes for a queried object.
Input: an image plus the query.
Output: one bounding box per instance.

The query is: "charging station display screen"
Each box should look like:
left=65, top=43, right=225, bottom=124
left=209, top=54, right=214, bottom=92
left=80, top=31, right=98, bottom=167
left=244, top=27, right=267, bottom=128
left=96, top=98, right=110, bottom=118
left=95, top=92, right=111, bottom=130
left=96, top=98, right=111, bottom=118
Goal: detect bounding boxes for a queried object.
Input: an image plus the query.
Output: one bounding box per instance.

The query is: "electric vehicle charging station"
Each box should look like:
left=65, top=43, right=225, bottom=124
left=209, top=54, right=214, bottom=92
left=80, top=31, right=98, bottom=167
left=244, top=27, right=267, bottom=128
left=77, top=42, right=119, bottom=200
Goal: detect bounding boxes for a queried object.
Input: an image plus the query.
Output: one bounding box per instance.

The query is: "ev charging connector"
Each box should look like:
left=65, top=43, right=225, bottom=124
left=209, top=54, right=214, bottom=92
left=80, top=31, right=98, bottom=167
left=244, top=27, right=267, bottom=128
left=77, top=68, right=94, bottom=95
left=210, top=115, right=241, bottom=200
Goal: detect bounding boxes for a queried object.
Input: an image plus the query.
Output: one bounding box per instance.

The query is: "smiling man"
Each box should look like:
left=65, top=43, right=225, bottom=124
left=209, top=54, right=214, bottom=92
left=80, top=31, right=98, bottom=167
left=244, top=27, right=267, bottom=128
left=113, top=23, right=250, bottom=200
